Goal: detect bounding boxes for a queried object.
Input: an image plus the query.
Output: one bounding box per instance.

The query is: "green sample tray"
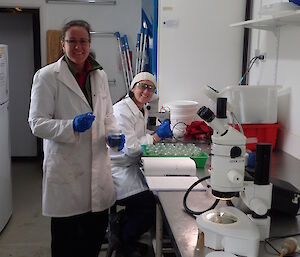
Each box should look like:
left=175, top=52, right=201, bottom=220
left=141, top=143, right=209, bottom=168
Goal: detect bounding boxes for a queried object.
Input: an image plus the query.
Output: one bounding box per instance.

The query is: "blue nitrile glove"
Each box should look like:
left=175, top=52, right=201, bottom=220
left=73, top=112, right=95, bottom=132
left=156, top=120, right=173, bottom=139
left=290, top=0, right=300, bottom=6
left=107, top=134, right=125, bottom=151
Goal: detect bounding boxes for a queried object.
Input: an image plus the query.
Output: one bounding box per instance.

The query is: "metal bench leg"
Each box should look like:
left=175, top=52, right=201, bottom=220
left=155, top=204, right=163, bottom=257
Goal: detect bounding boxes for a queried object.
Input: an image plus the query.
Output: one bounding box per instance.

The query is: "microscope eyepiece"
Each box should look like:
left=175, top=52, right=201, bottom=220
left=197, top=106, right=215, bottom=122
left=254, top=143, right=272, bottom=185
left=216, top=98, right=227, bottom=119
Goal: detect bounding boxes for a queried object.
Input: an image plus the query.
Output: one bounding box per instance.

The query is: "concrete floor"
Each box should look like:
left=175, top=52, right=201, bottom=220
left=0, top=160, right=155, bottom=257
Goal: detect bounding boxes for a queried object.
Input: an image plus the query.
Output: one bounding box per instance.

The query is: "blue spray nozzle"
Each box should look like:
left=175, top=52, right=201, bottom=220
left=141, top=28, right=148, bottom=35
left=123, top=35, right=128, bottom=44
left=115, top=32, right=120, bottom=38
left=136, top=33, right=140, bottom=46
left=123, top=35, right=130, bottom=49
left=120, top=37, right=126, bottom=50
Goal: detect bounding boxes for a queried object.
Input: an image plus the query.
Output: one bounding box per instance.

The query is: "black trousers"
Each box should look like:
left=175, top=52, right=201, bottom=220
left=51, top=210, right=108, bottom=257
left=117, top=190, right=156, bottom=244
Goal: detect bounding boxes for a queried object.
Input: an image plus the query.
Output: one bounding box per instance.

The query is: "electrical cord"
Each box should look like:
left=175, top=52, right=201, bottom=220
left=238, top=55, right=265, bottom=85
left=264, top=233, right=300, bottom=256
left=171, top=121, right=188, bottom=142
left=183, top=175, right=220, bottom=218
left=238, top=55, right=260, bottom=85
left=238, top=56, right=257, bottom=85
left=230, top=111, right=244, bottom=135
left=171, top=121, right=212, bottom=144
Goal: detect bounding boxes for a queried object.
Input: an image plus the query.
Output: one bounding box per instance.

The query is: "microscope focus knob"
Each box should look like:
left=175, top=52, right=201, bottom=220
left=230, top=146, right=242, bottom=158
left=227, top=170, right=243, bottom=184
left=250, top=198, right=268, bottom=216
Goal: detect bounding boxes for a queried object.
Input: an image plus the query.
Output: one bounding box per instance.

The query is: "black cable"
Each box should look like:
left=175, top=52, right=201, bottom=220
left=183, top=175, right=220, bottom=218
left=238, top=55, right=263, bottom=85
left=264, top=238, right=281, bottom=255
left=264, top=233, right=300, bottom=256
left=171, top=121, right=188, bottom=142
left=238, top=56, right=258, bottom=85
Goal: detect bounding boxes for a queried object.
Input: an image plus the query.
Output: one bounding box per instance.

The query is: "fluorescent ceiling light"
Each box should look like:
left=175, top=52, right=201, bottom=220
left=46, top=0, right=116, bottom=5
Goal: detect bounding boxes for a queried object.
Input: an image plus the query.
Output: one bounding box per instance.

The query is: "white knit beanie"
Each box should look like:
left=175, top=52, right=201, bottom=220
left=130, top=72, right=156, bottom=90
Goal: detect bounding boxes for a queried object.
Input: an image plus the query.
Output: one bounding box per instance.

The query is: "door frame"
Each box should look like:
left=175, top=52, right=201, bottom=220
left=0, top=7, right=42, bottom=160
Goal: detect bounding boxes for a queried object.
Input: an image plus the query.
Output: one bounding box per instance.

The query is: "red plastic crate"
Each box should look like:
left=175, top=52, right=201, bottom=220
left=233, top=123, right=280, bottom=151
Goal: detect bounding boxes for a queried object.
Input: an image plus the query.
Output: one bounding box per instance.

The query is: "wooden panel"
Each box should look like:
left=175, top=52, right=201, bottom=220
left=47, top=30, right=62, bottom=64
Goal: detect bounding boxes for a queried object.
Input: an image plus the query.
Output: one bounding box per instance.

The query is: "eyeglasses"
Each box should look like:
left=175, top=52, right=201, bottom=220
left=136, top=82, right=156, bottom=92
left=64, top=39, right=90, bottom=46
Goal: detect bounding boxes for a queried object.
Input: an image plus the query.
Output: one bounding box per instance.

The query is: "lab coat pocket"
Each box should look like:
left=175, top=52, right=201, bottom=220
left=44, top=152, right=84, bottom=184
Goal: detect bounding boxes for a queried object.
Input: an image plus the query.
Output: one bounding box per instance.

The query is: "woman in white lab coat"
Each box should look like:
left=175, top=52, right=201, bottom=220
left=110, top=72, right=173, bottom=257
left=28, top=20, right=123, bottom=257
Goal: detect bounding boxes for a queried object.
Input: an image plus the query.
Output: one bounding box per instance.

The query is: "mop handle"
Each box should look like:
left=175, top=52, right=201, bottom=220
left=138, top=29, right=144, bottom=73
left=121, top=36, right=131, bottom=91
left=140, top=28, right=148, bottom=72
left=123, top=35, right=133, bottom=82
left=135, top=33, right=140, bottom=75
left=115, top=32, right=129, bottom=94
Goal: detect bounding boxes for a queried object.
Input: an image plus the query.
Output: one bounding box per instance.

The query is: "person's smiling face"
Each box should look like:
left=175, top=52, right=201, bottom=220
left=132, top=80, right=155, bottom=107
left=62, top=26, right=90, bottom=71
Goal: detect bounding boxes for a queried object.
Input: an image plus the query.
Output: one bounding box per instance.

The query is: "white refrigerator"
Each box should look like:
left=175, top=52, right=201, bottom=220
left=0, top=44, right=12, bottom=232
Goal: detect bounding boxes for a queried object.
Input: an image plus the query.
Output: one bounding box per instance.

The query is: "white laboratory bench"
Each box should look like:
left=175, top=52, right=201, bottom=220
left=150, top=149, right=300, bottom=257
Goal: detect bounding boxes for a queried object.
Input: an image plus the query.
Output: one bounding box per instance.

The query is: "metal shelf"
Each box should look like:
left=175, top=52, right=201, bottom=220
left=230, top=10, right=300, bottom=30
left=90, top=31, right=115, bottom=37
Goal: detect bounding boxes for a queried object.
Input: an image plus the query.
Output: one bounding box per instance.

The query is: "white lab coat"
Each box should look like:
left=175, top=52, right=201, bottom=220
left=110, top=97, right=154, bottom=200
left=28, top=57, right=119, bottom=217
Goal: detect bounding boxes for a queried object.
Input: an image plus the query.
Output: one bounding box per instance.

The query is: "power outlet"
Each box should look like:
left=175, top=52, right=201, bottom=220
left=260, top=52, right=267, bottom=62
left=254, top=49, right=267, bottom=62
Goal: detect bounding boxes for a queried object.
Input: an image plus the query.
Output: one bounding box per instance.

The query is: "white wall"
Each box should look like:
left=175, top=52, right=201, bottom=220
left=0, top=0, right=141, bottom=103
left=157, top=0, right=246, bottom=108
left=248, top=0, right=300, bottom=159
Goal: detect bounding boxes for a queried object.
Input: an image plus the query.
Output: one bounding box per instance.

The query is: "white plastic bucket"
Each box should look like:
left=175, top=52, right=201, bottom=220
left=164, top=100, right=199, bottom=137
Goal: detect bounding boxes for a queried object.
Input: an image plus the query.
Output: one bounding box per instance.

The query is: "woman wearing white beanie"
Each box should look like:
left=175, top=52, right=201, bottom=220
left=110, top=72, right=172, bottom=257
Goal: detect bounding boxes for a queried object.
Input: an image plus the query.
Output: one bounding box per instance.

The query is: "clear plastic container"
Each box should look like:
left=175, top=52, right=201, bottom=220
left=221, top=85, right=281, bottom=124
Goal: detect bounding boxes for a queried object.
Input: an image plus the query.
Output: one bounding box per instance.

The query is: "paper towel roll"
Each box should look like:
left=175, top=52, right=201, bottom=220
left=141, top=157, right=196, bottom=176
